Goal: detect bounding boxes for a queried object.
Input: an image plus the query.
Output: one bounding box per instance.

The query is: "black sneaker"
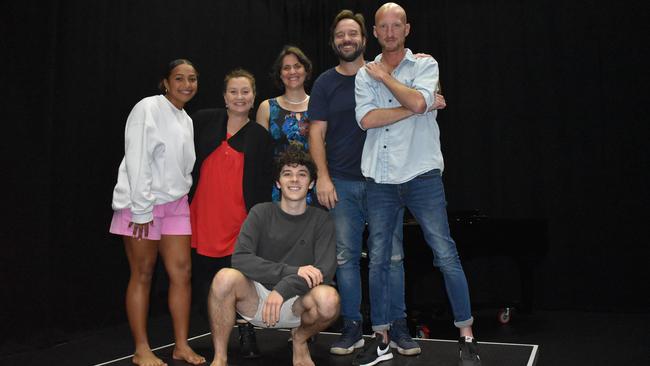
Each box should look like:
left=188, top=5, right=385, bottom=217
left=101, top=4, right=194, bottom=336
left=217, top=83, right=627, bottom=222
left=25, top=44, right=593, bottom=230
left=458, top=337, right=481, bottom=366
left=353, top=333, right=393, bottom=366
left=238, top=323, right=261, bottom=359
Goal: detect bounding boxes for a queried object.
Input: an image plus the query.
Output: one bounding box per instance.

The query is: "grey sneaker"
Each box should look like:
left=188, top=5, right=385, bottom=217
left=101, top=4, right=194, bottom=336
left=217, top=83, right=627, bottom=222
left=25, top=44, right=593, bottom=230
left=388, top=318, right=422, bottom=355
left=458, top=337, right=482, bottom=366
left=330, top=319, right=365, bottom=355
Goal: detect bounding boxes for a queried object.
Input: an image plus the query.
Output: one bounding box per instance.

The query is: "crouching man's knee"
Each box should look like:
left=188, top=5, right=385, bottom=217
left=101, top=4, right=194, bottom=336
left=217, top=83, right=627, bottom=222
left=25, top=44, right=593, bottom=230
left=210, top=267, right=245, bottom=299
left=310, top=285, right=340, bottom=320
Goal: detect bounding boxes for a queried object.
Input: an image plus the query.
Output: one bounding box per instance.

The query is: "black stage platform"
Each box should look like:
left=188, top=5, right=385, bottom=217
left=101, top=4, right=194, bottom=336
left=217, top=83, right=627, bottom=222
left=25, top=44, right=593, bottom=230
left=92, top=328, right=539, bottom=366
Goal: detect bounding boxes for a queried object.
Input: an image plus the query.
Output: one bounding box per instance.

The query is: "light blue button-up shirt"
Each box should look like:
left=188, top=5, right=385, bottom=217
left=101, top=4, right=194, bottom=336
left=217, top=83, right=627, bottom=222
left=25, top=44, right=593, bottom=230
left=355, top=49, right=444, bottom=184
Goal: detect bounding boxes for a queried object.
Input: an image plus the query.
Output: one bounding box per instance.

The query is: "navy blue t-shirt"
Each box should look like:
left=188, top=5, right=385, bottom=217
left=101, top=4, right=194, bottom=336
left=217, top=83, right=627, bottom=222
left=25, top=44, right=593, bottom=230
left=307, top=67, right=366, bottom=181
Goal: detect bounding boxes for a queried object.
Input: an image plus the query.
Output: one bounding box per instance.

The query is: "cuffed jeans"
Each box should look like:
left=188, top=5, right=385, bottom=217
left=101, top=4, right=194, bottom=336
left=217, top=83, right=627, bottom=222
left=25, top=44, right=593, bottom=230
left=366, top=169, right=474, bottom=329
left=331, top=178, right=406, bottom=332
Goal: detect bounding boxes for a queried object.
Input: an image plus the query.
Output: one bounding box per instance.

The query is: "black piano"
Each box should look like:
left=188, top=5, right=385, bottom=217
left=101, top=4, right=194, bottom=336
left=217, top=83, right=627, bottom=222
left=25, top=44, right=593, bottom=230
left=402, top=210, right=548, bottom=324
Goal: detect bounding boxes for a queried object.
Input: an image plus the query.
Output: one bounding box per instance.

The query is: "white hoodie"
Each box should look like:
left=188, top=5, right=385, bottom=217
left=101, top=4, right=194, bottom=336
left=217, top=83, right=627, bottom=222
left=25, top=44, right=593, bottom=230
left=111, top=95, right=196, bottom=223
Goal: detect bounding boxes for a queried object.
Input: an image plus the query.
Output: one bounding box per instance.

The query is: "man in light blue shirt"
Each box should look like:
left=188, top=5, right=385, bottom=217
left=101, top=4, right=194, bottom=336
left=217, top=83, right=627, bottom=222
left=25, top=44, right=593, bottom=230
left=309, top=9, right=448, bottom=361
left=355, top=47, right=443, bottom=184
left=354, top=3, right=481, bottom=366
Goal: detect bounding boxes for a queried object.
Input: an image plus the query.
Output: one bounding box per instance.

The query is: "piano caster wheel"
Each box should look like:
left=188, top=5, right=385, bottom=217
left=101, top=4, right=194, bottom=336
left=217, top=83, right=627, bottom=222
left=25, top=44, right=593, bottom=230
left=416, top=324, right=430, bottom=339
left=497, top=307, right=513, bottom=324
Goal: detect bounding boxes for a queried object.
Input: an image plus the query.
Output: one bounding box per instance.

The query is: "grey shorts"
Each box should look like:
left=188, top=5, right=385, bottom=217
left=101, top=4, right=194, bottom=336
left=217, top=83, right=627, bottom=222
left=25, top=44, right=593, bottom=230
left=238, top=281, right=301, bottom=329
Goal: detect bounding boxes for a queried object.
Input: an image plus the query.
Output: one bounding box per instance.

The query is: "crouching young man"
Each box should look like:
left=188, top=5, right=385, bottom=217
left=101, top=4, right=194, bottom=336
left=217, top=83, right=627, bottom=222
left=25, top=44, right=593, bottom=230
left=207, top=146, right=339, bottom=366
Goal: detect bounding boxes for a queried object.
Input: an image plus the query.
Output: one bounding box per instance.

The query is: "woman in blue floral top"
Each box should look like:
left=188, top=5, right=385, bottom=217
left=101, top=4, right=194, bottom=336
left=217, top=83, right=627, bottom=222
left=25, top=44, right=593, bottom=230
left=257, top=45, right=315, bottom=203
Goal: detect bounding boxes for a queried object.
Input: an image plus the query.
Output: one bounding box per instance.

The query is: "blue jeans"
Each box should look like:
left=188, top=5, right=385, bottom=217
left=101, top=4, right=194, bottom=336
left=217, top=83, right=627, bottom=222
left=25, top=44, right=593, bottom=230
left=366, top=169, right=474, bottom=329
left=330, top=178, right=406, bottom=330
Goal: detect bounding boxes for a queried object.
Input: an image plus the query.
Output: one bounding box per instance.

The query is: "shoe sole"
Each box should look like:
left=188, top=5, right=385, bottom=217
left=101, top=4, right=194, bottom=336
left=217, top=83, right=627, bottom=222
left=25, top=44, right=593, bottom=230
left=389, top=340, right=422, bottom=356
left=355, top=352, right=394, bottom=366
left=330, top=338, right=365, bottom=355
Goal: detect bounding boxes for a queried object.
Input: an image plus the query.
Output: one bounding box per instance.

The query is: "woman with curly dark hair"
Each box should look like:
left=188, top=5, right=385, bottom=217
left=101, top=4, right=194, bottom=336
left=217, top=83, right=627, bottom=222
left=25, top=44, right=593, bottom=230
left=256, top=46, right=316, bottom=204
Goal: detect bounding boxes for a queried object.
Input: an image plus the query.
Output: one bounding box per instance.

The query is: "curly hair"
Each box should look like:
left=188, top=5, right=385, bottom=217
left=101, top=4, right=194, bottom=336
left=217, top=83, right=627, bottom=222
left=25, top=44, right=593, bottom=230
left=274, top=145, right=317, bottom=183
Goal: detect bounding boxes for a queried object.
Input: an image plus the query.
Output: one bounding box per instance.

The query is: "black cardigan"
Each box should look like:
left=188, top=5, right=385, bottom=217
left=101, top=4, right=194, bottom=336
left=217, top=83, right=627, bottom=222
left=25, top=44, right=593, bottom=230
left=190, top=108, right=273, bottom=211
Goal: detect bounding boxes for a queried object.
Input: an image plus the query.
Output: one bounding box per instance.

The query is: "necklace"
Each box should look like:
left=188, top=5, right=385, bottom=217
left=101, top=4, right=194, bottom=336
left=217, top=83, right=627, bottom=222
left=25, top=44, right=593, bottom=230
left=283, top=95, right=309, bottom=105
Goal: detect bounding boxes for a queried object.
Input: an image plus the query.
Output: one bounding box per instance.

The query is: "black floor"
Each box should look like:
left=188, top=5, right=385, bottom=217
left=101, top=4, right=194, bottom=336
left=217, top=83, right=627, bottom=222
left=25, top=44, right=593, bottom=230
left=91, top=330, right=537, bottom=366
left=1, top=309, right=648, bottom=366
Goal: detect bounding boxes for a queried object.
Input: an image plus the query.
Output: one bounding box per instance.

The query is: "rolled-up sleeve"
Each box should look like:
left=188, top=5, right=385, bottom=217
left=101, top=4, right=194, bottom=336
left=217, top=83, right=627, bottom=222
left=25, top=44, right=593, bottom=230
left=411, top=58, right=439, bottom=112
left=354, top=68, right=378, bottom=130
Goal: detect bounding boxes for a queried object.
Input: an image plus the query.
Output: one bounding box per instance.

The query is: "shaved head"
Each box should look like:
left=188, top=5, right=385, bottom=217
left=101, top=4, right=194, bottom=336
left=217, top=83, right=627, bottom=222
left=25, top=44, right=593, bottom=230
left=375, top=2, right=407, bottom=24
left=373, top=2, right=410, bottom=53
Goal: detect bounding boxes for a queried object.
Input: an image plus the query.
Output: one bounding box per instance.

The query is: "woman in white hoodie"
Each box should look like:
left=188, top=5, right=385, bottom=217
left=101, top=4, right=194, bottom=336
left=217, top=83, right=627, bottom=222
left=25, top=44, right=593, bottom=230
left=109, top=59, right=205, bottom=366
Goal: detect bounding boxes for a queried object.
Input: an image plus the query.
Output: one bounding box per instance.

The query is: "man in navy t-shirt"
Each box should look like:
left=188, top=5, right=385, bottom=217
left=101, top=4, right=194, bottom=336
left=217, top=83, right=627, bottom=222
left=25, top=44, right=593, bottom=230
left=308, top=9, right=446, bottom=360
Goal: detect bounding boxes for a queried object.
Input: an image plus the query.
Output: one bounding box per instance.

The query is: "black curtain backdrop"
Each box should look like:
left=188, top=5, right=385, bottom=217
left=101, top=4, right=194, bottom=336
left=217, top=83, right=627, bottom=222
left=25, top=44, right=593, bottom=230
left=2, top=0, right=649, bottom=351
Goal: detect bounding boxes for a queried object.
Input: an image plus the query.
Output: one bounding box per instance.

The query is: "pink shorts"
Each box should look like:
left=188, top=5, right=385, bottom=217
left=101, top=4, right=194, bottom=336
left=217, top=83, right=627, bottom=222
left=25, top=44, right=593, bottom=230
left=109, top=196, right=191, bottom=240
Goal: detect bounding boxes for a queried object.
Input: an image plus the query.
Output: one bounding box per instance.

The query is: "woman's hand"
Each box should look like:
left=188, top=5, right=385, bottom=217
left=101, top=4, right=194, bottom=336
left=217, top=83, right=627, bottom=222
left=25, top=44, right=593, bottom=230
left=128, top=220, right=153, bottom=240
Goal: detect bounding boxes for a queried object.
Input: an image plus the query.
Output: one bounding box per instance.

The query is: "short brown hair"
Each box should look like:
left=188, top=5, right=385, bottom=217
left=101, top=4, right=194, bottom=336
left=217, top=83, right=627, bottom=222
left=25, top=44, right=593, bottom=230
left=223, top=68, right=256, bottom=95
left=329, top=10, right=367, bottom=50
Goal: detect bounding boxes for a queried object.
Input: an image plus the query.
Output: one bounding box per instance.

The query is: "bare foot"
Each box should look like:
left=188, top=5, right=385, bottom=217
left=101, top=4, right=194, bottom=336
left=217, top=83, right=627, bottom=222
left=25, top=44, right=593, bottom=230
left=133, top=349, right=167, bottom=366
left=209, top=355, right=228, bottom=366
left=291, top=330, right=315, bottom=366
left=172, top=344, right=206, bottom=365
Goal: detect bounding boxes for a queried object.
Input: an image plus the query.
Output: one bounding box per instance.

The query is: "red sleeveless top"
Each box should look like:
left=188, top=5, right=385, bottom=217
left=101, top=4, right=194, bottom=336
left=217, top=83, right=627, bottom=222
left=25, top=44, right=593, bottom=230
left=190, top=134, right=247, bottom=257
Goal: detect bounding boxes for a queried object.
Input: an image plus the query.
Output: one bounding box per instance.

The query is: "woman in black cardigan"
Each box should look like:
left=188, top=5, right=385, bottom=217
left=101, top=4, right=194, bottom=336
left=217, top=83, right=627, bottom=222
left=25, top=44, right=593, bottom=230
left=190, top=68, right=272, bottom=358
